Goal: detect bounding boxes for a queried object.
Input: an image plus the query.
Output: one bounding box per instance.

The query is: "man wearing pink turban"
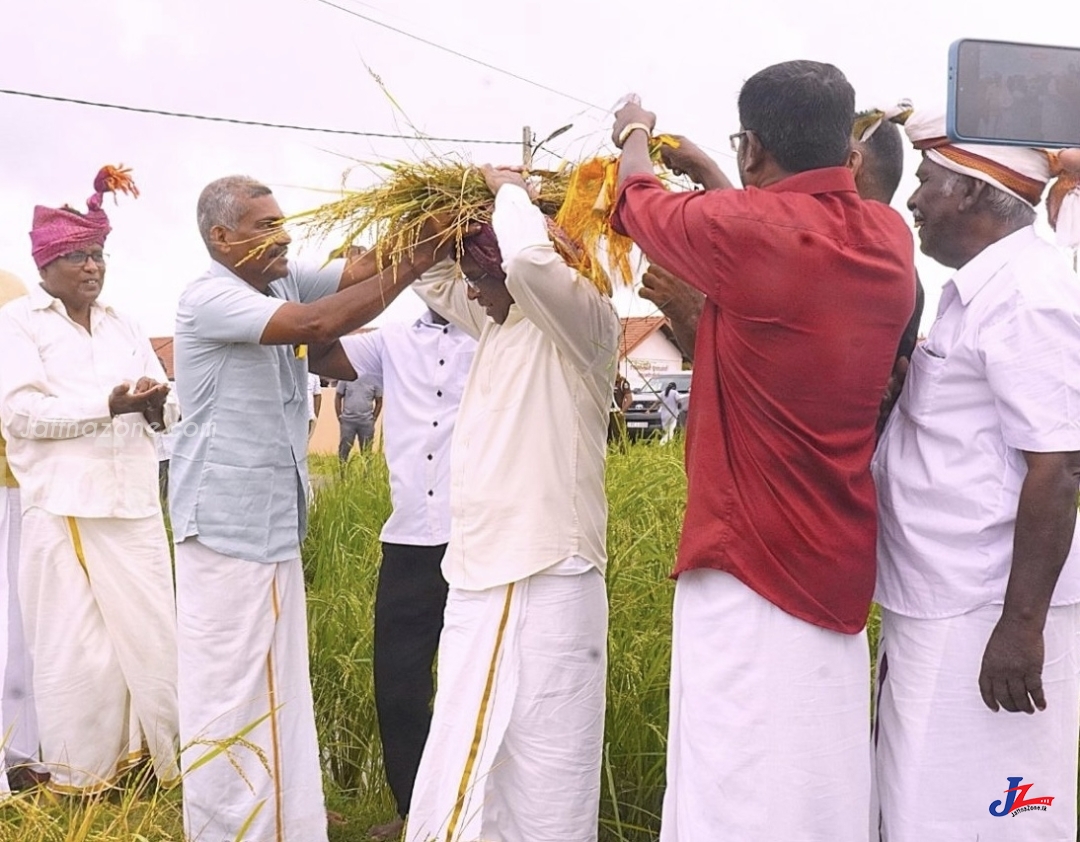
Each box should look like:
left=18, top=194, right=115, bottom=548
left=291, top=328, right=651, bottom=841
left=0, top=167, right=180, bottom=794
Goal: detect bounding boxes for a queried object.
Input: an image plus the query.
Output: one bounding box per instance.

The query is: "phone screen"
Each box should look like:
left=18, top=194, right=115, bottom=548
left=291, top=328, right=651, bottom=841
left=950, top=39, right=1080, bottom=147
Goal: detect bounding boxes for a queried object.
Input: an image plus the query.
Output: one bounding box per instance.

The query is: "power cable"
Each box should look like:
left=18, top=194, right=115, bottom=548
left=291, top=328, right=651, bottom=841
left=310, top=0, right=608, bottom=112
left=0, top=88, right=520, bottom=145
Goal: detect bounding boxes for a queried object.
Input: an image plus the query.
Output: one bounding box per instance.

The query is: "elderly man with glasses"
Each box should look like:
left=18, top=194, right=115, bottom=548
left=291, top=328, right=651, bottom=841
left=0, top=167, right=180, bottom=795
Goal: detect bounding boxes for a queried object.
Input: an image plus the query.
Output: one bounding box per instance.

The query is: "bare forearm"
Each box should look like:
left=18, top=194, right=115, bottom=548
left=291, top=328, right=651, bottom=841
left=1001, top=454, right=1080, bottom=628
left=668, top=313, right=699, bottom=361
left=617, top=130, right=654, bottom=189
left=263, top=259, right=428, bottom=345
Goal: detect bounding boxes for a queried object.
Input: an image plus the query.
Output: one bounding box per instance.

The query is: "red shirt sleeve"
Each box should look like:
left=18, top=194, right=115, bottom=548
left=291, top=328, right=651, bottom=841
left=611, top=173, right=740, bottom=299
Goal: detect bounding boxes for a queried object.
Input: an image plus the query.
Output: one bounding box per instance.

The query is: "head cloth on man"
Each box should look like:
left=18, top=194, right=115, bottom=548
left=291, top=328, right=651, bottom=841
left=902, top=108, right=1080, bottom=247
left=29, top=165, right=140, bottom=269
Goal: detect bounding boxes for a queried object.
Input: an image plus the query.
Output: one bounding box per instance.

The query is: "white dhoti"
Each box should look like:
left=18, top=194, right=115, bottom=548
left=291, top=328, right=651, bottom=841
left=406, top=564, right=608, bottom=842
left=175, top=539, right=327, bottom=842
left=661, top=569, right=871, bottom=842
left=873, top=605, right=1080, bottom=842
left=1, top=488, right=42, bottom=777
left=19, top=507, right=179, bottom=793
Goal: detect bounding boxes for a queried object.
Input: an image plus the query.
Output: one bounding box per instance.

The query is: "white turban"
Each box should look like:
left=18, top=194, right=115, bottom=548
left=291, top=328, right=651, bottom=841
left=903, top=108, right=1080, bottom=248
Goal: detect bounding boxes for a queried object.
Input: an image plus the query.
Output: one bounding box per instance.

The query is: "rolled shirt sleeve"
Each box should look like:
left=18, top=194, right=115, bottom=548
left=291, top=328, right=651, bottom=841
left=189, top=284, right=287, bottom=345
left=985, top=303, right=1080, bottom=452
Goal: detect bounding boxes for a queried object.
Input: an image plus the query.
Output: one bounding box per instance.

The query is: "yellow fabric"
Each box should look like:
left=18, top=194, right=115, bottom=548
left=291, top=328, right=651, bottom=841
left=0, top=270, right=28, bottom=487
left=0, top=434, right=16, bottom=488
left=553, top=134, right=680, bottom=294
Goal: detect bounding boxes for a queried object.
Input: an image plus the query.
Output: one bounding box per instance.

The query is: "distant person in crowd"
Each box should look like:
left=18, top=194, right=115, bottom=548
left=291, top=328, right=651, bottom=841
left=609, top=373, right=633, bottom=442
left=307, top=371, right=322, bottom=439
left=170, top=174, right=457, bottom=842
left=611, top=63, right=916, bottom=841
left=400, top=164, right=620, bottom=842
left=872, top=111, right=1080, bottom=842
left=658, top=381, right=679, bottom=444
left=0, top=168, right=180, bottom=794
left=640, top=105, right=925, bottom=384
left=316, top=305, right=475, bottom=841
left=335, top=371, right=381, bottom=461
left=0, top=269, right=46, bottom=795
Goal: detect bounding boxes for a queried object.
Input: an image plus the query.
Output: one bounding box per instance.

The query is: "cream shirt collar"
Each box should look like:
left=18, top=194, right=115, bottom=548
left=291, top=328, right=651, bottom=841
left=948, top=225, right=1037, bottom=306
left=27, top=280, right=114, bottom=317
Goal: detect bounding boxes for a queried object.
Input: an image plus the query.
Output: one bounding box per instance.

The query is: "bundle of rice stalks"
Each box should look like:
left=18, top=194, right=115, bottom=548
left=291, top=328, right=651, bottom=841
left=291, top=137, right=680, bottom=295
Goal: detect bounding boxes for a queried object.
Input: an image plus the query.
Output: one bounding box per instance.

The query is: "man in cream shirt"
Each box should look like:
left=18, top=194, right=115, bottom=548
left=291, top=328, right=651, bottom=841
left=0, top=171, right=179, bottom=794
left=402, top=165, right=620, bottom=842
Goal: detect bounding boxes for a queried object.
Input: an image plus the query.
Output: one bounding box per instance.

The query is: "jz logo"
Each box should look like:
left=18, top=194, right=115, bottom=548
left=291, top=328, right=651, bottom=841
left=989, top=777, right=1054, bottom=817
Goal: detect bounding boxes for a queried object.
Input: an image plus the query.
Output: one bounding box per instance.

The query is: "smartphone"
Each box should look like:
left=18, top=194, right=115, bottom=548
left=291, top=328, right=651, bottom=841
left=947, top=38, right=1080, bottom=148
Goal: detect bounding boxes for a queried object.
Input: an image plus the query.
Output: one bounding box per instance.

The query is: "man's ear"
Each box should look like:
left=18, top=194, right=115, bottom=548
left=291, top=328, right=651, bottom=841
left=208, top=225, right=231, bottom=254
left=958, top=178, right=986, bottom=213
left=742, top=131, right=767, bottom=176
left=848, top=145, right=864, bottom=180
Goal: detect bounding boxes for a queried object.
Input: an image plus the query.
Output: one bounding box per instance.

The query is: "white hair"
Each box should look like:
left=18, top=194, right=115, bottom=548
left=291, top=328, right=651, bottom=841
left=940, top=171, right=1036, bottom=226
left=196, top=175, right=273, bottom=248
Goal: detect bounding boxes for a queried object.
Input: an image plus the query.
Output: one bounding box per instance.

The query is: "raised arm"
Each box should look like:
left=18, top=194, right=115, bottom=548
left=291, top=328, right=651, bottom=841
left=412, top=259, right=487, bottom=340
left=486, top=173, right=619, bottom=372
left=261, top=256, right=429, bottom=345
left=639, top=263, right=704, bottom=361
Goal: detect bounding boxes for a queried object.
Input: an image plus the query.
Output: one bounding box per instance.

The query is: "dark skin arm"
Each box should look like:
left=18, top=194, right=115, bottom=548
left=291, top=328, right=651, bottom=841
left=261, top=257, right=427, bottom=346
left=309, top=341, right=357, bottom=381
left=660, top=135, right=734, bottom=191
left=979, top=450, right=1080, bottom=713
left=263, top=218, right=463, bottom=347
left=640, top=263, right=704, bottom=360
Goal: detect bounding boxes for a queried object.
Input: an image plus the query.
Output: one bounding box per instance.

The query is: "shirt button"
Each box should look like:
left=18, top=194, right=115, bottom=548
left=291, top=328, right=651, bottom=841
left=443, top=327, right=448, bottom=334
left=439, top=359, right=445, bottom=365
left=433, top=421, right=438, bottom=427
left=427, top=454, right=433, bottom=460
left=437, top=390, right=443, bottom=397
left=428, top=490, right=434, bottom=496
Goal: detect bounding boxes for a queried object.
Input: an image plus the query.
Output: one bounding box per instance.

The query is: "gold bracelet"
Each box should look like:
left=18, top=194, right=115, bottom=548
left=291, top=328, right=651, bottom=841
left=617, top=122, right=652, bottom=148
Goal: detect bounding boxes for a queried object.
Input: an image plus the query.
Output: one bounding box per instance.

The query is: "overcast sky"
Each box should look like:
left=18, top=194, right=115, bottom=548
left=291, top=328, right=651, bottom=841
left=1, top=0, right=1077, bottom=336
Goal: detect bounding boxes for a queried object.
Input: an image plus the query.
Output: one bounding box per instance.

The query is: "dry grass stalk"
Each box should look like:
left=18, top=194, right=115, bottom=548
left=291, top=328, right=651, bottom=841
left=291, top=138, right=680, bottom=294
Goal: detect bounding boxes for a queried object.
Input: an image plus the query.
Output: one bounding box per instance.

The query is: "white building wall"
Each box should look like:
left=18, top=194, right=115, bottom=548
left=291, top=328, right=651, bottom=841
left=621, top=332, right=684, bottom=389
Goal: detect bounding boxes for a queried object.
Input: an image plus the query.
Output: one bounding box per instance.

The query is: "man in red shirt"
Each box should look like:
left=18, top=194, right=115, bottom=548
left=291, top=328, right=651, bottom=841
left=610, top=61, right=916, bottom=841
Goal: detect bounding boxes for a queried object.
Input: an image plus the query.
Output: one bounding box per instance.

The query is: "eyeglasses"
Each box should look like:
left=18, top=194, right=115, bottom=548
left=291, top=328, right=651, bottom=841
left=729, top=130, right=749, bottom=153
left=60, top=250, right=108, bottom=266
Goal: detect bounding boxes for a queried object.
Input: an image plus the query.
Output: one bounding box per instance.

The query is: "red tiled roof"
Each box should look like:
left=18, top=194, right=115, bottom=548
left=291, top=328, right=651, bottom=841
left=619, top=316, right=669, bottom=358
left=151, top=337, right=174, bottom=379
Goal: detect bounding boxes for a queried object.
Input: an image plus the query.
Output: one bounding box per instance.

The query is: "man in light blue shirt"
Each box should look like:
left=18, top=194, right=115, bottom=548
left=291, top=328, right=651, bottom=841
left=171, top=175, right=452, bottom=842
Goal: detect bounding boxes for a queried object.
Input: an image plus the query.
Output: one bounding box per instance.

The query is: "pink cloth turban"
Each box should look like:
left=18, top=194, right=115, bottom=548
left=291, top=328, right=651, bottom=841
left=29, top=165, right=139, bottom=269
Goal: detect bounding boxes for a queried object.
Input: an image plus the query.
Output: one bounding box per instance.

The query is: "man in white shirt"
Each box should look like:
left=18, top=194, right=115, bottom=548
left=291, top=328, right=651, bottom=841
left=404, top=165, right=620, bottom=842
left=330, top=306, right=475, bottom=840
left=873, top=111, right=1080, bottom=841
left=0, top=169, right=180, bottom=794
